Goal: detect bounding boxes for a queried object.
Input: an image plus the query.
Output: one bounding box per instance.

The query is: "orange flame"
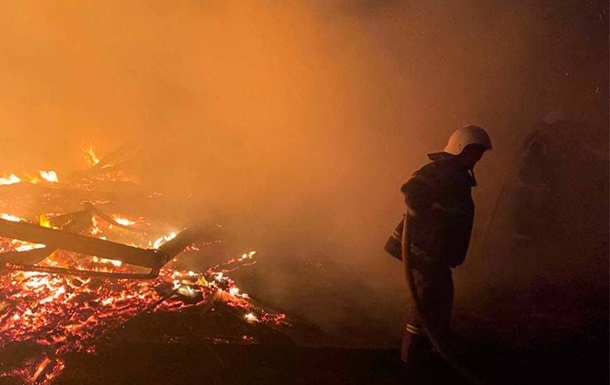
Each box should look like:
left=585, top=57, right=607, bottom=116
left=39, top=214, right=52, bottom=228
left=81, top=144, right=101, bottom=166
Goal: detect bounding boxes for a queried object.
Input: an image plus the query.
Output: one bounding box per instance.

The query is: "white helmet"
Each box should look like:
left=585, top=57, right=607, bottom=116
left=443, top=125, right=492, bottom=155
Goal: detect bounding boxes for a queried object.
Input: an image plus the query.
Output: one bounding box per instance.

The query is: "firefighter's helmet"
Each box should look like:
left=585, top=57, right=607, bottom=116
left=443, top=125, right=492, bottom=155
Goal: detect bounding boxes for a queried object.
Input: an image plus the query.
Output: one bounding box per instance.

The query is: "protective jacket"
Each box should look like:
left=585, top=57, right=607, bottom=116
left=397, top=155, right=475, bottom=268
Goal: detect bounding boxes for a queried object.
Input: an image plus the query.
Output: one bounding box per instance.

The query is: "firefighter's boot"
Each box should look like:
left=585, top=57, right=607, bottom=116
left=401, top=323, right=432, bottom=366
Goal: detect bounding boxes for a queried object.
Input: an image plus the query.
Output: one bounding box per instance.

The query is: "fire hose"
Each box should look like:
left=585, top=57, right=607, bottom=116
left=400, top=214, right=490, bottom=385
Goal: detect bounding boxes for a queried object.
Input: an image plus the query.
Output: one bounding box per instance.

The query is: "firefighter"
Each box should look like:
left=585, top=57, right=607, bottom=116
left=512, top=119, right=555, bottom=241
left=399, top=125, right=492, bottom=366
left=512, top=111, right=573, bottom=241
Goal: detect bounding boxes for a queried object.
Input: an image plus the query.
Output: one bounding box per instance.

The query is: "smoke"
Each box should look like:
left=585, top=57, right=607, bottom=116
left=0, top=1, right=606, bottom=344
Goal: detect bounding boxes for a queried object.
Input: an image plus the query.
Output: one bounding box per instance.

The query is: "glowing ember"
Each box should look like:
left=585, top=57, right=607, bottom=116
left=0, top=266, right=209, bottom=352
left=90, top=216, right=100, bottom=236
left=241, top=251, right=256, bottom=259
left=0, top=238, right=287, bottom=383
left=244, top=313, right=259, bottom=322
left=91, top=256, right=122, bottom=267
left=38, top=170, right=59, bottom=183
left=229, top=287, right=240, bottom=296
left=114, top=217, right=135, bottom=226
left=30, top=356, right=65, bottom=385
left=14, top=242, right=46, bottom=252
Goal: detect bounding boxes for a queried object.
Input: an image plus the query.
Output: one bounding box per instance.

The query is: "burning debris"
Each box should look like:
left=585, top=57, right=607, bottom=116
left=0, top=144, right=290, bottom=385
left=0, top=170, right=60, bottom=186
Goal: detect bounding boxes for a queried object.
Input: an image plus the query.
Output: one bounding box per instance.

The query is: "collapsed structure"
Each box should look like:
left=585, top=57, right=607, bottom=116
left=0, top=143, right=291, bottom=384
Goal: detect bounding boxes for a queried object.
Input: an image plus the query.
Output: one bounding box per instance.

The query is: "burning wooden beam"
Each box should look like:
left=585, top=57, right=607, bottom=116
left=157, top=225, right=221, bottom=259
left=82, top=202, right=145, bottom=232
left=2, top=263, right=161, bottom=279
left=0, top=209, right=93, bottom=265
left=0, top=218, right=169, bottom=269
left=0, top=248, right=50, bottom=265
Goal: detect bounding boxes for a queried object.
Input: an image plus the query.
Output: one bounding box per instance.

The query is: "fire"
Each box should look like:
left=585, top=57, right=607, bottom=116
left=0, top=227, right=286, bottom=383
left=244, top=313, right=259, bottom=322
left=39, top=214, right=52, bottom=228
left=0, top=248, right=283, bottom=351
left=229, top=287, right=240, bottom=296
left=14, top=242, right=45, bottom=252
left=0, top=170, right=59, bottom=185
left=0, top=142, right=290, bottom=384
left=81, top=144, right=101, bottom=166
left=151, top=232, right=177, bottom=249
left=91, top=256, right=123, bottom=267
left=0, top=174, right=21, bottom=185
left=38, top=170, right=59, bottom=183
left=114, top=217, right=135, bottom=226
left=30, top=356, right=65, bottom=385
left=240, top=251, right=256, bottom=260
left=1, top=213, right=24, bottom=222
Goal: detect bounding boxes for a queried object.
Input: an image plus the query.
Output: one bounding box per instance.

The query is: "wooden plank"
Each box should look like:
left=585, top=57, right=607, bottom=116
left=0, top=218, right=168, bottom=268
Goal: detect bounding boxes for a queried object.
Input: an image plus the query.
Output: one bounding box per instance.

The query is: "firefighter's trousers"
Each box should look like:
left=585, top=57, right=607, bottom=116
left=401, top=263, right=454, bottom=364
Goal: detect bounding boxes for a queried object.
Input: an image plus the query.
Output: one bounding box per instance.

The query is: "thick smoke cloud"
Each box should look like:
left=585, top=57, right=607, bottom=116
left=0, top=1, right=606, bottom=344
